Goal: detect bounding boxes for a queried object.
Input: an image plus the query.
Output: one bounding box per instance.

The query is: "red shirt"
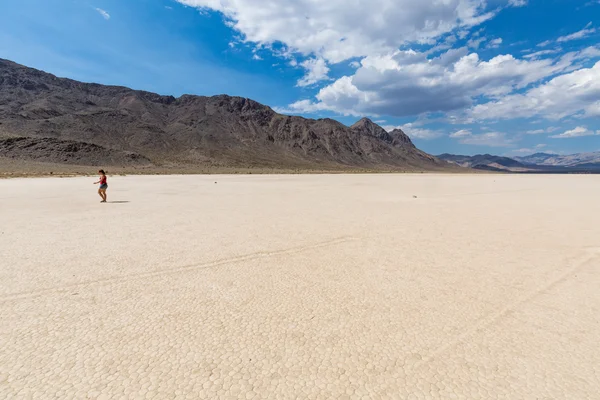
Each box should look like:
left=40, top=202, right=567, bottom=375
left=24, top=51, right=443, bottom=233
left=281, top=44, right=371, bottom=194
left=100, top=175, right=107, bottom=185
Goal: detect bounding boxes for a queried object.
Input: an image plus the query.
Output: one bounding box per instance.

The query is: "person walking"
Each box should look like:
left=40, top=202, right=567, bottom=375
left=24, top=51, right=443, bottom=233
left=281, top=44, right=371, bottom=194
left=94, top=169, right=108, bottom=203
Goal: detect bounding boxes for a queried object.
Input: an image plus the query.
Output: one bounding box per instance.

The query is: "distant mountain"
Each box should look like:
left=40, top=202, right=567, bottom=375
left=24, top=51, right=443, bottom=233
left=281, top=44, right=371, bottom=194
left=439, top=152, right=600, bottom=173
left=512, top=153, right=555, bottom=165
left=0, top=58, right=455, bottom=172
left=514, top=152, right=600, bottom=168
left=437, top=153, right=526, bottom=171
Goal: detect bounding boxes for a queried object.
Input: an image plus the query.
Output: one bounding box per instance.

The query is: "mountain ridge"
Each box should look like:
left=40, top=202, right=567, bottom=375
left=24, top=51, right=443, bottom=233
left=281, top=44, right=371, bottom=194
left=0, top=58, right=454, bottom=172
left=438, top=152, right=600, bottom=173
left=437, top=153, right=525, bottom=170
left=514, top=152, right=600, bottom=167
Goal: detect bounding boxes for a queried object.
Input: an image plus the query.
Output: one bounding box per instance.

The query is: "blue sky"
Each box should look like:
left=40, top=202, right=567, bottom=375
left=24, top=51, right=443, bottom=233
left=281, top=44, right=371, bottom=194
left=1, top=0, right=599, bottom=156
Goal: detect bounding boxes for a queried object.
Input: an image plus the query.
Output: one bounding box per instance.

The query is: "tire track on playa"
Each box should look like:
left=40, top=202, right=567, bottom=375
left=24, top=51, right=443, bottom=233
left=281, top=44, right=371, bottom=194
left=0, top=236, right=358, bottom=303
left=411, top=247, right=600, bottom=371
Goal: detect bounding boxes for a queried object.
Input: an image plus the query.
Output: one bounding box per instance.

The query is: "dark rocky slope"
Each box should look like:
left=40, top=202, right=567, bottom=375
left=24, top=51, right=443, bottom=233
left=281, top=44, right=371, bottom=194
left=0, top=58, right=454, bottom=171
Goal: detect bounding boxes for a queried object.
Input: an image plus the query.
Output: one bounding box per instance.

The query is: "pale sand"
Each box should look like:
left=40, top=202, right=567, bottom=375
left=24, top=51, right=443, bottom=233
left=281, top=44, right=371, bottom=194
left=1, top=174, right=599, bottom=399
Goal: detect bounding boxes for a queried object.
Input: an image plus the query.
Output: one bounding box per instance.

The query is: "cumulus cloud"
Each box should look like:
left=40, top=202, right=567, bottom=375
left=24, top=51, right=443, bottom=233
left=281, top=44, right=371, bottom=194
left=176, top=0, right=511, bottom=87
left=450, top=130, right=515, bottom=147
left=384, top=123, right=444, bottom=139
left=95, top=8, right=110, bottom=20
left=550, top=126, right=600, bottom=138
left=274, top=99, right=340, bottom=115
left=177, top=0, right=498, bottom=64
left=179, top=0, right=600, bottom=124
left=469, top=60, right=600, bottom=121
left=297, top=58, right=330, bottom=87
left=289, top=48, right=583, bottom=117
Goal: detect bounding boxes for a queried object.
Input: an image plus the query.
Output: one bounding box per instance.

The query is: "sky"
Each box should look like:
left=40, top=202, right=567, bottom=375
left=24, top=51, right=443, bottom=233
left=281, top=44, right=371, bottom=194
left=0, top=0, right=599, bottom=156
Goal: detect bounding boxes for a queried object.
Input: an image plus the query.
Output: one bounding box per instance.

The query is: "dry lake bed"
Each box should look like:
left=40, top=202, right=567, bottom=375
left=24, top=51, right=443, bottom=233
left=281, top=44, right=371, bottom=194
left=1, top=174, right=599, bottom=399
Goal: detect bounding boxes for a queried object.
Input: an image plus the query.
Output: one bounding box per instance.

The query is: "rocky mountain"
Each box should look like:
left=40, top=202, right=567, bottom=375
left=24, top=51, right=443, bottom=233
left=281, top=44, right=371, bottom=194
left=0, top=136, right=150, bottom=166
left=350, top=118, right=415, bottom=149
left=437, top=153, right=526, bottom=171
left=0, top=58, right=453, bottom=172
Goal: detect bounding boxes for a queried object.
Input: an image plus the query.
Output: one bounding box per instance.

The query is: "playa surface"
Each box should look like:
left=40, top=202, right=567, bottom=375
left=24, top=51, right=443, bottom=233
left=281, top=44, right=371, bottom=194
left=1, top=174, right=599, bottom=399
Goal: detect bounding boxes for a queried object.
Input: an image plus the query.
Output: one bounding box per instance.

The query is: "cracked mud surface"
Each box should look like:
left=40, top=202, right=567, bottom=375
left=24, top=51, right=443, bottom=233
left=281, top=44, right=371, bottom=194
left=1, top=174, right=599, bottom=399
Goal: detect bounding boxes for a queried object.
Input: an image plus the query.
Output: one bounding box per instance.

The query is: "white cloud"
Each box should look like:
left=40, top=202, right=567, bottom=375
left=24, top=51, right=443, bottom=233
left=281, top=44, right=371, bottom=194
left=488, top=38, right=503, bottom=48
left=176, top=0, right=500, bottom=64
left=297, top=58, right=330, bottom=87
left=392, top=123, right=444, bottom=140
left=523, top=49, right=561, bottom=59
left=557, top=27, right=596, bottom=43
left=535, top=24, right=597, bottom=48
left=458, top=29, right=470, bottom=40
left=450, top=129, right=471, bottom=138
left=275, top=99, right=340, bottom=115
left=525, top=127, right=558, bottom=134
left=450, top=130, right=515, bottom=147
left=511, top=148, right=535, bottom=154
left=469, top=60, right=600, bottom=121
left=535, top=144, right=547, bottom=148
left=550, top=126, right=600, bottom=138
left=95, top=8, right=110, bottom=20
left=290, top=48, right=583, bottom=117
left=468, top=36, right=487, bottom=49
left=179, top=0, right=600, bottom=125
left=508, top=0, right=527, bottom=6
left=584, top=101, right=600, bottom=117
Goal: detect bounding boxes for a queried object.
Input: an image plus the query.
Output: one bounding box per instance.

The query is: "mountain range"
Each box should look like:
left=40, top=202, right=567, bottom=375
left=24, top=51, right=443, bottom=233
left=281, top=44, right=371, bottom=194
left=438, top=152, right=600, bottom=173
left=514, top=152, right=600, bottom=169
left=0, top=58, right=454, bottom=173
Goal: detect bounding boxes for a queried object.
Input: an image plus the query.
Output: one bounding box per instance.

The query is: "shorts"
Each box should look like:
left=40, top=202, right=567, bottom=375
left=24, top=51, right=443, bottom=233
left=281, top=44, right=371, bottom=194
left=99, top=184, right=108, bottom=190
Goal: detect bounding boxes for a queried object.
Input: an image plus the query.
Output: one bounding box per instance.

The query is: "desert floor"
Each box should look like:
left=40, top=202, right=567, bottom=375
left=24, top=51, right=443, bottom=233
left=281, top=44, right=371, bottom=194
left=1, top=174, right=599, bottom=399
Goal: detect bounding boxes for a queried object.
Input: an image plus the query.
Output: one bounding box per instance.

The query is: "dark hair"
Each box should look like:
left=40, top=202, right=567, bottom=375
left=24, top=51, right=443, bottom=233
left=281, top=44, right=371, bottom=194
left=99, top=169, right=106, bottom=175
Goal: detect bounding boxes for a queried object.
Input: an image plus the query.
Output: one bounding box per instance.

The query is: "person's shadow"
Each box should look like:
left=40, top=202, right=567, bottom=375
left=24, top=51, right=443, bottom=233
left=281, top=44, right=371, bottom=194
left=108, top=201, right=130, bottom=204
